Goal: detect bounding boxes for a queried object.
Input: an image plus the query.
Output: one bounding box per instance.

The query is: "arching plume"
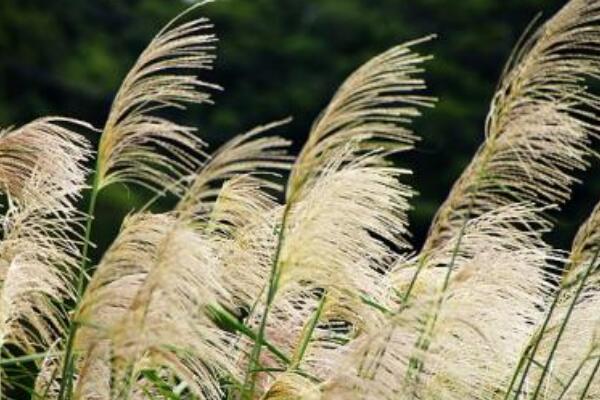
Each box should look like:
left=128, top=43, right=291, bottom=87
left=74, top=213, right=238, bottom=399
left=0, top=117, right=91, bottom=207
left=424, top=0, right=600, bottom=251
left=569, top=200, right=600, bottom=277
left=95, top=2, right=220, bottom=195
left=287, top=36, right=435, bottom=199
left=324, top=205, right=553, bottom=399
left=176, top=119, right=292, bottom=218
left=242, top=151, right=411, bottom=393
left=0, top=117, right=90, bottom=352
left=522, top=200, right=600, bottom=399
left=532, top=295, right=600, bottom=399
left=241, top=37, right=435, bottom=398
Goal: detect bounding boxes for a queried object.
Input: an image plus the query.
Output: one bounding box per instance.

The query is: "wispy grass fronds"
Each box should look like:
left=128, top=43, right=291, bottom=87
left=8, top=1, right=600, bottom=399
left=568, top=201, right=600, bottom=279
left=515, top=201, right=600, bottom=399
left=0, top=118, right=92, bottom=207
left=288, top=36, right=436, bottom=199
left=55, top=5, right=223, bottom=397
left=242, top=151, right=412, bottom=389
left=424, top=0, right=600, bottom=251
left=0, top=118, right=90, bottom=353
left=95, top=3, right=219, bottom=195
left=330, top=205, right=555, bottom=399
left=176, top=119, right=292, bottom=219
left=243, top=37, right=435, bottom=398
left=75, top=213, right=237, bottom=399
left=211, top=188, right=282, bottom=312
left=532, top=293, right=600, bottom=399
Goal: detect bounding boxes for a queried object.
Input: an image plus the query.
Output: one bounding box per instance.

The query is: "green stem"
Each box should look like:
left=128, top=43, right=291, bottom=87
left=508, top=290, right=561, bottom=399
left=208, top=305, right=290, bottom=364
left=57, top=165, right=102, bottom=400
left=557, top=352, right=597, bottom=400
left=242, top=204, right=291, bottom=399
left=76, top=169, right=101, bottom=297
left=578, top=354, right=600, bottom=399
left=408, top=214, right=468, bottom=382
left=503, top=341, right=534, bottom=400
left=0, top=351, right=61, bottom=366
left=291, top=293, right=327, bottom=368
left=530, top=248, right=600, bottom=400
left=360, top=294, right=394, bottom=315
left=402, top=254, right=428, bottom=303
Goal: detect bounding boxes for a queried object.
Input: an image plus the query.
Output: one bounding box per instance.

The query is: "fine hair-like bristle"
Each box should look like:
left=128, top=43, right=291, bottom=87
left=424, top=0, right=600, bottom=251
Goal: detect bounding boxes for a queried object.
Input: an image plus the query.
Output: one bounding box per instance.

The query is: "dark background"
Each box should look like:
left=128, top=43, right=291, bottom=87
left=1, top=0, right=597, bottom=258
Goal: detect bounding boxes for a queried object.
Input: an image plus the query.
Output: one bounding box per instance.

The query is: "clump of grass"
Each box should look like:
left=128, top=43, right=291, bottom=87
left=1, top=0, right=600, bottom=399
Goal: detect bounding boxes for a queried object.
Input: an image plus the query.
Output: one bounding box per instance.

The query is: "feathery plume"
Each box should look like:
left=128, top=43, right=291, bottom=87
left=519, top=200, right=600, bottom=399
left=95, top=2, right=220, bottom=195
left=75, top=213, right=238, bottom=399
left=569, top=201, right=600, bottom=279
left=176, top=119, right=292, bottom=218
left=0, top=118, right=90, bottom=352
left=532, top=294, right=600, bottom=399
left=324, top=205, right=553, bottom=399
left=288, top=36, right=435, bottom=199
left=424, top=0, right=600, bottom=251
left=0, top=117, right=92, bottom=207
left=242, top=37, right=434, bottom=398
left=210, top=177, right=282, bottom=308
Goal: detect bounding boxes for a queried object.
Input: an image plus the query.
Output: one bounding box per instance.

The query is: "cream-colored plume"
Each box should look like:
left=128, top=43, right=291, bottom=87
left=261, top=152, right=412, bottom=371
left=74, top=213, right=238, bottom=399
left=568, top=200, right=600, bottom=281
left=210, top=178, right=282, bottom=308
left=176, top=119, right=292, bottom=219
left=532, top=295, right=600, bottom=399
left=95, top=2, right=219, bottom=195
left=424, top=0, right=600, bottom=251
left=0, top=117, right=91, bottom=206
left=241, top=37, right=434, bottom=398
left=523, top=200, right=600, bottom=399
left=288, top=36, right=435, bottom=199
left=0, top=118, right=90, bottom=352
left=324, top=205, right=554, bottom=399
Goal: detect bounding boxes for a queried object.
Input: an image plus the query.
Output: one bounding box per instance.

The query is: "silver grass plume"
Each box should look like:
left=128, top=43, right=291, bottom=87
left=288, top=36, right=435, bottom=198
left=74, top=119, right=292, bottom=398
left=0, top=118, right=91, bottom=352
left=324, top=205, right=555, bottom=399
left=74, top=213, right=238, bottom=400
left=569, top=200, right=600, bottom=275
left=209, top=177, right=283, bottom=307
left=526, top=201, right=600, bottom=399
left=0, top=117, right=92, bottom=206
left=243, top=37, right=435, bottom=397
left=533, top=296, right=600, bottom=399
left=95, top=1, right=219, bottom=195
left=243, top=150, right=411, bottom=391
left=176, top=119, right=292, bottom=219
left=176, top=120, right=292, bottom=309
left=424, top=0, right=600, bottom=251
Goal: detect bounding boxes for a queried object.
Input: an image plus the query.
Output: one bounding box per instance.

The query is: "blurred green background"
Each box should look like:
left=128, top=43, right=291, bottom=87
left=1, top=0, right=597, bottom=257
